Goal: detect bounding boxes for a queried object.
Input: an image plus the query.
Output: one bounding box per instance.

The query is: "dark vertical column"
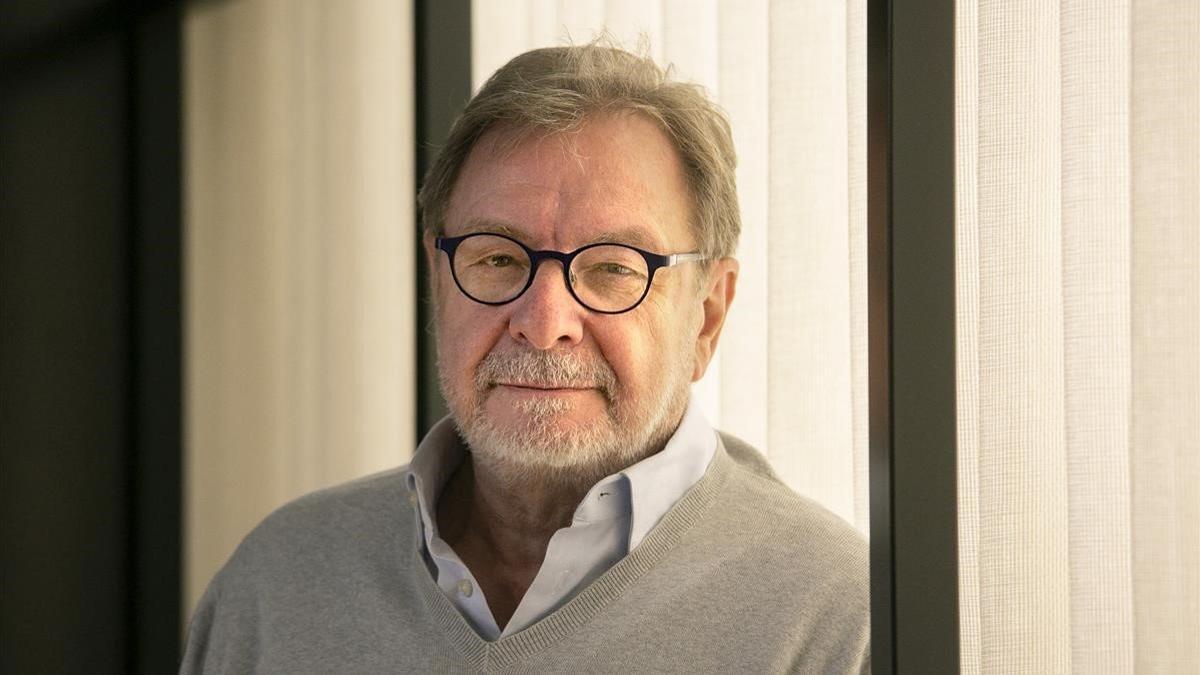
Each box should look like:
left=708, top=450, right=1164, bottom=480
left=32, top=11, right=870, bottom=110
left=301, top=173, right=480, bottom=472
left=1, top=30, right=132, bottom=675
left=866, top=2, right=894, bottom=669
left=414, top=0, right=471, bottom=437
left=128, top=5, right=182, bottom=673
left=868, top=1, right=958, bottom=673
left=0, top=2, right=181, bottom=672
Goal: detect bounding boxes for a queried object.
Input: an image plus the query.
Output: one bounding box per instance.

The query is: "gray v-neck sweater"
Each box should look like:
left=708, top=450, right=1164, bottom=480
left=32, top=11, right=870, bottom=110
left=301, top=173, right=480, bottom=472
left=181, top=433, right=870, bottom=674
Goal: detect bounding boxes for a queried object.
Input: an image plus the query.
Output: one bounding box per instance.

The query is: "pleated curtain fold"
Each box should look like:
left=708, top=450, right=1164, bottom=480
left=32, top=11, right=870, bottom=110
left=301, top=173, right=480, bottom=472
left=183, top=0, right=416, bottom=618
left=956, top=1, right=1199, bottom=671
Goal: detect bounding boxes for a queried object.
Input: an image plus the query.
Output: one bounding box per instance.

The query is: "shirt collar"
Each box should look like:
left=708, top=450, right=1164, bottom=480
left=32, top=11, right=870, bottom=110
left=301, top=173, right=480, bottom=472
left=405, top=416, right=466, bottom=548
left=619, top=398, right=718, bottom=550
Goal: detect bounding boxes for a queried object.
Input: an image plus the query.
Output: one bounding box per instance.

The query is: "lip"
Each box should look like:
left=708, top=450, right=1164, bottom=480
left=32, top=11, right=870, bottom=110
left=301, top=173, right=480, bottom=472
left=495, top=383, right=595, bottom=392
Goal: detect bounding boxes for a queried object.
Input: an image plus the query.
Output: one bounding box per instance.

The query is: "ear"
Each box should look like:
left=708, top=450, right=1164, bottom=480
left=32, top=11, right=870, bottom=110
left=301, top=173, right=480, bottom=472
left=692, top=257, right=739, bottom=381
left=423, top=230, right=441, bottom=294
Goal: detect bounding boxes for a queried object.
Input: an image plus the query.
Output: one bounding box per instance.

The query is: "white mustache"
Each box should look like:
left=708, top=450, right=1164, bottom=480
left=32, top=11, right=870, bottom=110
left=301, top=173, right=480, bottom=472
left=475, top=347, right=618, bottom=397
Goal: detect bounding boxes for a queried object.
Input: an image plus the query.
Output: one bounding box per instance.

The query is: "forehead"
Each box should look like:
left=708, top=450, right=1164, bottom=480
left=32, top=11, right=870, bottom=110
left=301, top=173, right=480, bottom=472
left=444, top=113, right=694, bottom=250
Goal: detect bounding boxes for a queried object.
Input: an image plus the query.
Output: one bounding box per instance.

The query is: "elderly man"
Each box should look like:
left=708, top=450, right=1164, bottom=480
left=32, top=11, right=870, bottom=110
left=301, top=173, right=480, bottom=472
left=182, top=44, right=868, bottom=673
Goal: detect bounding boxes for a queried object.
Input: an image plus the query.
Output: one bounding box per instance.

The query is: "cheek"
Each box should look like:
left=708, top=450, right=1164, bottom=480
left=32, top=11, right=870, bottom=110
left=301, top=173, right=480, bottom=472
left=594, top=318, right=668, bottom=395
left=628, top=304, right=701, bottom=385
left=437, top=296, right=508, bottom=388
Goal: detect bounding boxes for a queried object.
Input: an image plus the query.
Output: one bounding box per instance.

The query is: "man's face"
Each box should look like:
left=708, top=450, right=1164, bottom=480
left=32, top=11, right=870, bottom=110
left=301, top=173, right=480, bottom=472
left=429, top=113, right=732, bottom=484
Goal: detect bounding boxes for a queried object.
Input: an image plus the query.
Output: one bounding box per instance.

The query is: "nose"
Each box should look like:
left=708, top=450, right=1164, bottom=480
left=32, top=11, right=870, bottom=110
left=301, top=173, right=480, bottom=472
left=508, top=260, right=585, bottom=349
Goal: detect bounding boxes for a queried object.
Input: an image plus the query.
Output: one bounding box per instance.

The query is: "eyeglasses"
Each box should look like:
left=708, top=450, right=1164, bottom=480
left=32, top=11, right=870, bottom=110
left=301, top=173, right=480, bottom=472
left=434, top=232, right=705, bottom=314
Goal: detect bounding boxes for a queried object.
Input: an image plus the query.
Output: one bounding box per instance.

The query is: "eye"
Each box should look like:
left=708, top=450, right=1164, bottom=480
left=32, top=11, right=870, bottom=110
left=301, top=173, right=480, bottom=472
left=484, top=254, right=518, bottom=268
left=596, top=262, right=638, bottom=276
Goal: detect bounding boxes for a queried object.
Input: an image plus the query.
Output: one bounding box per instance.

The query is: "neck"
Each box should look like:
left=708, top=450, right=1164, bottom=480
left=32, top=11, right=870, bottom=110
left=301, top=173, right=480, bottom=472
left=436, top=454, right=609, bottom=628
left=434, top=410, right=685, bottom=627
left=439, top=446, right=647, bottom=566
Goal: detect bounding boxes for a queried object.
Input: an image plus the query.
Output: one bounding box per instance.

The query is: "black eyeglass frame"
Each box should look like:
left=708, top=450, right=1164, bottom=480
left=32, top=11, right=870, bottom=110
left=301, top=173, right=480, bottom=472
left=434, top=232, right=706, bottom=315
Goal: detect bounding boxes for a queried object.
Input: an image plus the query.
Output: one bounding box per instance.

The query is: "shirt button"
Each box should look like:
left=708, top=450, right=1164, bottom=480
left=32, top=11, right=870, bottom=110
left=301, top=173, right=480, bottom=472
left=407, top=492, right=418, bottom=505
left=457, top=579, right=474, bottom=597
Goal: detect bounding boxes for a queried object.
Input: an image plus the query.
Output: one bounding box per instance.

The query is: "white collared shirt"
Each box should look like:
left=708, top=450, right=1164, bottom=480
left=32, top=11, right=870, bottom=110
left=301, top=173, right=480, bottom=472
left=405, top=398, right=718, bottom=640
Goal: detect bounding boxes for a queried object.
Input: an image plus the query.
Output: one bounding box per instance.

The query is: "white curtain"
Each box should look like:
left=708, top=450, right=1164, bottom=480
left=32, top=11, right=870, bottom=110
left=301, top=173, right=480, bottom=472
left=183, top=0, right=416, bottom=619
left=956, top=0, right=1199, bottom=671
left=471, top=0, right=869, bottom=533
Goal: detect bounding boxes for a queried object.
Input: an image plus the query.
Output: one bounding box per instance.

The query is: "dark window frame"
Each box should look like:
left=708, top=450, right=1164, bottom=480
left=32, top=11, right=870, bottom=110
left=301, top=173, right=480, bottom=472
left=868, top=1, right=959, bottom=672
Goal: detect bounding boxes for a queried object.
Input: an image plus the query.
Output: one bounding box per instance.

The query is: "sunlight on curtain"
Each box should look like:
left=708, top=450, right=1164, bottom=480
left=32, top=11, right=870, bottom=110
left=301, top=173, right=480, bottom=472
left=471, top=0, right=869, bottom=532
left=183, top=0, right=415, bottom=619
left=956, top=0, right=1198, bottom=670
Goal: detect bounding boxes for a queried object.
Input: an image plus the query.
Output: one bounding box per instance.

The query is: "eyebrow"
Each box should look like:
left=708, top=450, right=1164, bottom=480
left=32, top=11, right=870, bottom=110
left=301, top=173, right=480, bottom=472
left=589, top=228, right=663, bottom=250
left=454, top=218, right=667, bottom=252
left=455, top=219, right=525, bottom=240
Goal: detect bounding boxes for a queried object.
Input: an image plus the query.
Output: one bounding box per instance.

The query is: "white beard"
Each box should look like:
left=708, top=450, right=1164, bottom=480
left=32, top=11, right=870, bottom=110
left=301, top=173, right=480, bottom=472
left=439, top=319, right=696, bottom=491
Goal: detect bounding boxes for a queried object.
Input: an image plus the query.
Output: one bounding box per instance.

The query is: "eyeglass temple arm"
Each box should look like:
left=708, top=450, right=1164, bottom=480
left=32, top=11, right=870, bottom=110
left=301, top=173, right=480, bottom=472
left=667, top=252, right=706, bottom=266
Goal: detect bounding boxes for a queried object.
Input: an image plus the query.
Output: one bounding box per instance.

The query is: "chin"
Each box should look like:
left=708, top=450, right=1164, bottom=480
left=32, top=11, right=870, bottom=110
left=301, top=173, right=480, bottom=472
left=443, top=353, right=694, bottom=487
left=456, top=404, right=635, bottom=487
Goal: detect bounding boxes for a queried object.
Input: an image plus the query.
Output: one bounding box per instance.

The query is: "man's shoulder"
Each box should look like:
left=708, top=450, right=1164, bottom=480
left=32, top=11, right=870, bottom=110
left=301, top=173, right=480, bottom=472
left=712, top=431, right=869, bottom=577
left=218, top=465, right=415, bottom=583
left=269, top=465, right=410, bottom=523
left=182, top=466, right=432, bottom=673
left=649, top=431, right=869, bottom=671
left=256, top=465, right=409, bottom=534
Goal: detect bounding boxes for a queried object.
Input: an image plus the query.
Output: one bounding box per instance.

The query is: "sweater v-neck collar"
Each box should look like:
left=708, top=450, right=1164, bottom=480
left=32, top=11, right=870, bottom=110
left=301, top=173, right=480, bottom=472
left=409, top=437, right=735, bottom=672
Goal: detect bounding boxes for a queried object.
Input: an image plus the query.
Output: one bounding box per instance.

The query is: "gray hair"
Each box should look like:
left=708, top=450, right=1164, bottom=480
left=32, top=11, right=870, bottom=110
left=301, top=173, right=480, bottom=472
left=417, top=39, right=741, bottom=261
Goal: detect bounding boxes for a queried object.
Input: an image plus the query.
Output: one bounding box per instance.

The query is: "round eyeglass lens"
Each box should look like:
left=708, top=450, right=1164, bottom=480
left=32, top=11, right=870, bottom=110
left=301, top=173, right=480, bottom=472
left=452, top=234, right=531, bottom=303
left=570, top=244, right=650, bottom=312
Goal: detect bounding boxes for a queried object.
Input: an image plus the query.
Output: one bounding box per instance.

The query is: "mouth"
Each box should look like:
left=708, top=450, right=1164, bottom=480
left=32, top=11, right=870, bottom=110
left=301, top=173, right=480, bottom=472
left=494, top=382, right=595, bottom=392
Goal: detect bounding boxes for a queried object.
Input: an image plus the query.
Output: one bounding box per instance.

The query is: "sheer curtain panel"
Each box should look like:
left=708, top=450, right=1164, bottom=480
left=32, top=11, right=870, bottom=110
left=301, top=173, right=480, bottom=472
left=956, top=0, right=1199, bottom=671
left=183, top=0, right=416, bottom=619
left=471, top=0, right=869, bottom=533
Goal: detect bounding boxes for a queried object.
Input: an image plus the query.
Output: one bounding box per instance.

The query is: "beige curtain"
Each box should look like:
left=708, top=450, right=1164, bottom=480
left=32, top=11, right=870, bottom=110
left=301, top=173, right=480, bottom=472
left=471, top=0, right=869, bottom=532
left=183, top=0, right=416, bottom=618
left=956, top=0, right=1199, bottom=671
